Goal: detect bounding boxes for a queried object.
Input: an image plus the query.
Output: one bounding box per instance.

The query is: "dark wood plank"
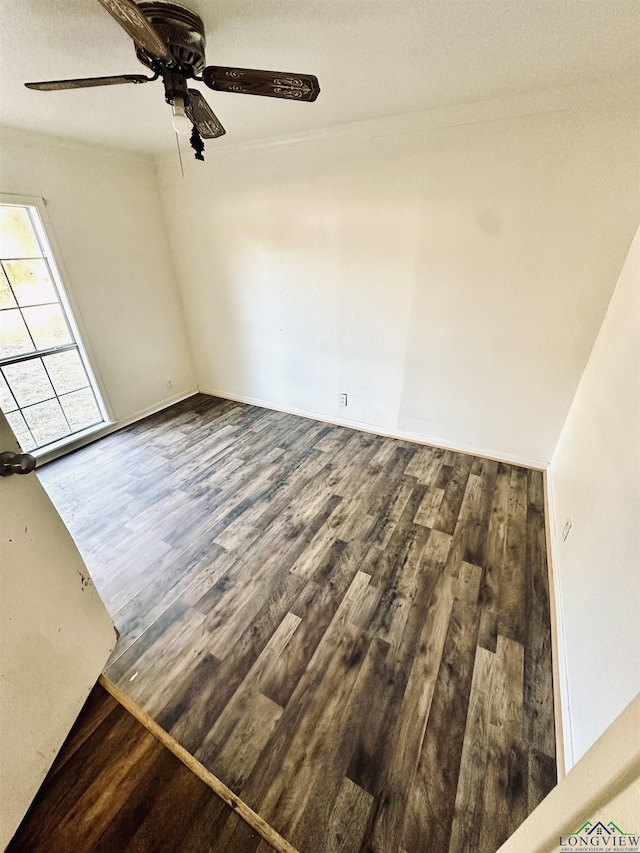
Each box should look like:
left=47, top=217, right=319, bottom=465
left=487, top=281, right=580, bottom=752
left=432, top=453, right=474, bottom=535
left=37, top=394, right=557, bottom=853
left=478, top=462, right=510, bottom=613
left=362, top=569, right=458, bottom=851
left=497, top=467, right=529, bottom=644
left=345, top=531, right=449, bottom=798
left=401, top=561, right=482, bottom=852
left=447, top=645, right=495, bottom=853
left=477, top=634, right=527, bottom=853
left=259, top=540, right=361, bottom=708
left=7, top=684, right=277, bottom=853
left=463, top=458, right=499, bottom=566
left=528, top=747, right=557, bottom=812
left=284, top=631, right=388, bottom=850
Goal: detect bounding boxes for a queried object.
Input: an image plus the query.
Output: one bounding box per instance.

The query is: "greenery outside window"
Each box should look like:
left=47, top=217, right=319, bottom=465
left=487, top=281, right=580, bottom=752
left=0, top=198, right=109, bottom=454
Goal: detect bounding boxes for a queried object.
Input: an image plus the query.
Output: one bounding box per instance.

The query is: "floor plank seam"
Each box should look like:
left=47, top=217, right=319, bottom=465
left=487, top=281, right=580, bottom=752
left=37, top=396, right=556, bottom=852
left=98, top=674, right=299, bottom=853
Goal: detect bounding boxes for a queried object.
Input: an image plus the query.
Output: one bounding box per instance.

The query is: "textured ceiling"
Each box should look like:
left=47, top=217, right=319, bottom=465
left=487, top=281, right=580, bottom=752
left=0, top=0, right=638, bottom=155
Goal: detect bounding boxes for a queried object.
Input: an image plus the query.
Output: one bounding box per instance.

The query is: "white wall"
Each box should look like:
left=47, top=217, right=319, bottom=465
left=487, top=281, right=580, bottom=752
left=0, top=127, right=195, bottom=428
left=549, top=227, right=639, bottom=768
left=157, top=97, right=638, bottom=466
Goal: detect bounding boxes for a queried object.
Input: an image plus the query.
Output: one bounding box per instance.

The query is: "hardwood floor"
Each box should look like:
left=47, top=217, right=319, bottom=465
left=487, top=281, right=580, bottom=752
left=7, top=683, right=272, bottom=853
left=38, top=394, right=557, bottom=853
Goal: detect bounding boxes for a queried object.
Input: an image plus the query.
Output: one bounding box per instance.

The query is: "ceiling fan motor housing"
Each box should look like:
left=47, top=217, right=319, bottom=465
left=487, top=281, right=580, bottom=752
left=23, top=0, right=318, bottom=155
left=135, top=2, right=207, bottom=75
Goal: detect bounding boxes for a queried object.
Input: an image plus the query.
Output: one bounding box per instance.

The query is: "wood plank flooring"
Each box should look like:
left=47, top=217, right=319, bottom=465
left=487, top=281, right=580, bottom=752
left=7, top=683, right=272, bottom=853
left=38, top=394, right=557, bottom=853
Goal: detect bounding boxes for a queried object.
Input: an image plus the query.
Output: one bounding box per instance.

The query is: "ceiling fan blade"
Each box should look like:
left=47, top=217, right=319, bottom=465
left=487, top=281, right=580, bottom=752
left=202, top=66, right=320, bottom=102
left=95, top=0, right=173, bottom=63
left=186, top=89, right=225, bottom=138
left=25, top=74, right=152, bottom=91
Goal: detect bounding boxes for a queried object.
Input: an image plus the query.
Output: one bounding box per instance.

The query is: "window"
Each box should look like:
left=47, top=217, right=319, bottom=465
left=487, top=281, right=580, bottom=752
left=0, top=200, right=108, bottom=454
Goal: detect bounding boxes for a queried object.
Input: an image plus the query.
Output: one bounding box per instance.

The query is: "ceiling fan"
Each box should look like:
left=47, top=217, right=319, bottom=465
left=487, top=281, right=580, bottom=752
left=25, top=0, right=321, bottom=161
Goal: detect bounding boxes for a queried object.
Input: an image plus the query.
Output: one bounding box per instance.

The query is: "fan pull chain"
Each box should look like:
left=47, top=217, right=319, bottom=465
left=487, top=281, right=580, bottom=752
left=175, top=132, right=184, bottom=178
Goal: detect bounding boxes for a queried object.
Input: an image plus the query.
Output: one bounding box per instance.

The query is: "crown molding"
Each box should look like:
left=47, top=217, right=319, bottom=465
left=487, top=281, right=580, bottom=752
left=155, top=75, right=639, bottom=170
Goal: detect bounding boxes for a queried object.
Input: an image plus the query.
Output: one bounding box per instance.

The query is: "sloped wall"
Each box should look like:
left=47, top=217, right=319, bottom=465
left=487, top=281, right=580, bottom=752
left=157, top=98, right=638, bottom=466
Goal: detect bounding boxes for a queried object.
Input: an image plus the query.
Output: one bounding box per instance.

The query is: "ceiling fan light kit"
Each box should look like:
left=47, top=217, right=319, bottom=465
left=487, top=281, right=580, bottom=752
left=24, top=0, right=320, bottom=161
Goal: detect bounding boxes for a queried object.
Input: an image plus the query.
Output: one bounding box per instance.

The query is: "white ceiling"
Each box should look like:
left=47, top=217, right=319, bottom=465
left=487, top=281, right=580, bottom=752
left=1, top=0, right=638, bottom=155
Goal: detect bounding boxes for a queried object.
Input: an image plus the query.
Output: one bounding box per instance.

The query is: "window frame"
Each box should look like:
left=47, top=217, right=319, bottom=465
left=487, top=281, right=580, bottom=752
left=0, top=193, right=114, bottom=459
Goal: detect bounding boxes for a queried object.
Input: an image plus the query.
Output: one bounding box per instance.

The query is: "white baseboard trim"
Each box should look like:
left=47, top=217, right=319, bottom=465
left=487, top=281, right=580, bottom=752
left=198, top=386, right=549, bottom=471
left=36, top=388, right=199, bottom=466
left=109, top=388, right=200, bottom=433
left=543, top=468, right=574, bottom=776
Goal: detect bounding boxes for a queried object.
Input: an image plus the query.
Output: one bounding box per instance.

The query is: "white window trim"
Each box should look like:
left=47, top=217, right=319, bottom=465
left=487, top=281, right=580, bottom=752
left=0, top=192, right=116, bottom=457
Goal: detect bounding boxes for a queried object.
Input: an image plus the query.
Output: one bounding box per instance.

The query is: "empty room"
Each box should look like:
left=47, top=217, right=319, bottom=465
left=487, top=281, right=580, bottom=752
left=1, top=1, right=638, bottom=852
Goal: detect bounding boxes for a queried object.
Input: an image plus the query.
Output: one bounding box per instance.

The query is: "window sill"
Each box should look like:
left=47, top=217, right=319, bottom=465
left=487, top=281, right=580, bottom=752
left=33, top=420, right=116, bottom=466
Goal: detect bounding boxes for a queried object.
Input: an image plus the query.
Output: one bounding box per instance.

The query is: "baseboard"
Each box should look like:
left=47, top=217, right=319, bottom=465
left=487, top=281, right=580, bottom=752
left=36, top=388, right=199, bottom=466
left=107, top=388, right=200, bottom=433
left=197, top=386, right=549, bottom=471
left=543, top=468, right=574, bottom=777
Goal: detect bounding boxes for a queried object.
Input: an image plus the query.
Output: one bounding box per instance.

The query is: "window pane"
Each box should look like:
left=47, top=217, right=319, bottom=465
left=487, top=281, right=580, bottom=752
left=0, top=309, right=35, bottom=358
left=0, top=371, right=18, bottom=412
left=4, top=409, right=36, bottom=451
left=0, top=202, right=107, bottom=453
left=22, top=304, right=72, bottom=349
left=0, top=266, right=17, bottom=308
left=3, top=259, right=57, bottom=306
left=60, top=387, right=101, bottom=430
left=0, top=207, right=41, bottom=259
left=2, top=358, right=55, bottom=407
left=42, top=349, right=88, bottom=395
left=22, top=398, right=70, bottom=446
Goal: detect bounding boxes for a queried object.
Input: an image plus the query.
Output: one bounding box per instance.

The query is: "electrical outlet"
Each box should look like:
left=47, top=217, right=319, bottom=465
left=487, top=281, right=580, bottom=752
left=562, top=517, right=572, bottom=541
left=166, top=377, right=173, bottom=390
left=339, top=393, right=348, bottom=407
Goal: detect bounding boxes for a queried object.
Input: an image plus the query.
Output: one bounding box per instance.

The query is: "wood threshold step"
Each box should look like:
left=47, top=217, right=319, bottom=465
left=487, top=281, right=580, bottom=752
left=99, top=674, right=298, bottom=853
